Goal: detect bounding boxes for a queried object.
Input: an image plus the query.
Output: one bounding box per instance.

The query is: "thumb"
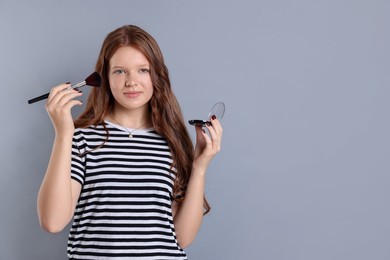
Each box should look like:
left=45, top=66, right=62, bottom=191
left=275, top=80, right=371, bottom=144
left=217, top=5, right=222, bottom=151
left=195, top=126, right=205, bottom=141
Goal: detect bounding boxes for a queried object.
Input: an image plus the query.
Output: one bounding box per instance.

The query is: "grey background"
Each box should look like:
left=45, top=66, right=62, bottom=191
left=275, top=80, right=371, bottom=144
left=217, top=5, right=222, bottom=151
left=1, top=0, right=389, bottom=259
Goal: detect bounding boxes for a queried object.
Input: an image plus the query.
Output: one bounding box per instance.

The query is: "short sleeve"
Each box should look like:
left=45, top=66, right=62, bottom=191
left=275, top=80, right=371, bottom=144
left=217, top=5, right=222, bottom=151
left=71, top=130, right=86, bottom=185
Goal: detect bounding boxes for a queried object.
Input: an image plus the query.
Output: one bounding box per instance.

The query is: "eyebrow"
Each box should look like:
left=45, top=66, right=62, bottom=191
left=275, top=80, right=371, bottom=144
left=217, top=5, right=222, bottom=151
left=110, top=64, right=150, bottom=69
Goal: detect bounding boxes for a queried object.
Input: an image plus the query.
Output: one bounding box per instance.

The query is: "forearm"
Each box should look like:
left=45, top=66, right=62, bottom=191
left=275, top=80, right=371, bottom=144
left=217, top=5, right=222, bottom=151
left=37, top=134, right=75, bottom=232
left=173, top=167, right=206, bottom=248
left=173, top=115, right=222, bottom=247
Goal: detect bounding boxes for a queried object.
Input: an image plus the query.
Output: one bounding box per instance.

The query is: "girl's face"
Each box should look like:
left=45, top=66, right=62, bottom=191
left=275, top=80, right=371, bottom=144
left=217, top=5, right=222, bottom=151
left=108, top=46, right=153, bottom=114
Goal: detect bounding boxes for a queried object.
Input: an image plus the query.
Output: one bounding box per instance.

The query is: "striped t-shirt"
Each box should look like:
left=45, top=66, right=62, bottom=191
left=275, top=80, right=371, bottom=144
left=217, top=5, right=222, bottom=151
left=68, top=121, right=188, bottom=259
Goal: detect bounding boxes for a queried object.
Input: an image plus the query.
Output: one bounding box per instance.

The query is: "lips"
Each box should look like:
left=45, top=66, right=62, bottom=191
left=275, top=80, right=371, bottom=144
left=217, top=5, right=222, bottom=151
left=123, top=91, right=142, bottom=98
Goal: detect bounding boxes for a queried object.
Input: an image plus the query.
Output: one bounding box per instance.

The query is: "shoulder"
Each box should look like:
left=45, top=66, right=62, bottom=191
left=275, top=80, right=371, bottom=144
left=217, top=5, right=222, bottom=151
left=74, top=123, right=107, bottom=137
left=73, top=123, right=108, bottom=145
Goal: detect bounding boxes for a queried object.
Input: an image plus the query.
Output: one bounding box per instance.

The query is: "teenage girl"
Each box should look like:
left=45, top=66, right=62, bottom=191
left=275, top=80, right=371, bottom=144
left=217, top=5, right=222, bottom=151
left=37, top=25, right=223, bottom=259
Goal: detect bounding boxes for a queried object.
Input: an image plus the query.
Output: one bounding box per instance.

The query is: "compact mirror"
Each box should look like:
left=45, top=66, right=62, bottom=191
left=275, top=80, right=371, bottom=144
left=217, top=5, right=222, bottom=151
left=188, top=102, right=225, bottom=127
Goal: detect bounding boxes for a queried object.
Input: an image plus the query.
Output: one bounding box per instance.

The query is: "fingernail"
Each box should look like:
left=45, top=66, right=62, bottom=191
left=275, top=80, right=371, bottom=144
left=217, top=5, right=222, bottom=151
left=202, top=129, right=206, bottom=133
left=66, top=82, right=71, bottom=85
left=211, top=115, right=216, bottom=120
left=206, top=122, right=211, bottom=127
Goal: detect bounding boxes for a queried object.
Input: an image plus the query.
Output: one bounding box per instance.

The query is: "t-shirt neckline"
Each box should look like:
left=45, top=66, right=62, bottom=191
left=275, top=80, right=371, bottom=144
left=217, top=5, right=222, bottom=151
left=104, top=120, right=154, bottom=135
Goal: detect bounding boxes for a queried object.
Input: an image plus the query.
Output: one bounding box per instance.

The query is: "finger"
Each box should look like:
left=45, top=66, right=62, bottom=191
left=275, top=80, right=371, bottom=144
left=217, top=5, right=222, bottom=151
left=194, top=126, right=206, bottom=151
left=62, top=99, right=83, bottom=111
left=210, top=116, right=223, bottom=135
left=47, top=83, right=72, bottom=102
left=206, top=121, right=221, bottom=141
left=47, top=87, right=77, bottom=107
left=56, top=90, right=83, bottom=107
left=46, top=91, right=83, bottom=115
left=195, top=125, right=203, bottom=135
left=205, top=123, right=221, bottom=151
left=195, top=126, right=206, bottom=142
left=200, top=128, right=213, bottom=148
left=48, top=89, right=82, bottom=107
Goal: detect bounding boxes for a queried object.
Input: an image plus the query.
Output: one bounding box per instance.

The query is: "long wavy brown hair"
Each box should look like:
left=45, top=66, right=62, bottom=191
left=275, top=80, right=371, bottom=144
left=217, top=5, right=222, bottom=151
left=74, top=25, right=210, bottom=214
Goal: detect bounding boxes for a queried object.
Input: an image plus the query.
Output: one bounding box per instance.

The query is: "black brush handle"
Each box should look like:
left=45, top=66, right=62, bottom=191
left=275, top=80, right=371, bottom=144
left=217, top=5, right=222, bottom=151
left=27, top=72, right=99, bottom=105
left=28, top=92, right=49, bottom=104
left=27, top=81, right=86, bottom=104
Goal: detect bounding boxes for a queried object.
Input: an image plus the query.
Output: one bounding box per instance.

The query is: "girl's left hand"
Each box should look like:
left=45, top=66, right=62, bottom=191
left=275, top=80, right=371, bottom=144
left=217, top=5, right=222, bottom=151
left=193, top=115, right=223, bottom=171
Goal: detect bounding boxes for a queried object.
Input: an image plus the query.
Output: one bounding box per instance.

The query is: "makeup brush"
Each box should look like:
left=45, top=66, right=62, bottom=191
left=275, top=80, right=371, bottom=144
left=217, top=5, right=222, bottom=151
left=27, top=72, right=101, bottom=104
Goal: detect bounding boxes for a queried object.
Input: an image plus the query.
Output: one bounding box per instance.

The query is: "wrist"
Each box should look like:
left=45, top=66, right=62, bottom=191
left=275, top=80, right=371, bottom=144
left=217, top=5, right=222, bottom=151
left=191, top=166, right=207, bottom=178
left=54, top=130, right=74, bottom=142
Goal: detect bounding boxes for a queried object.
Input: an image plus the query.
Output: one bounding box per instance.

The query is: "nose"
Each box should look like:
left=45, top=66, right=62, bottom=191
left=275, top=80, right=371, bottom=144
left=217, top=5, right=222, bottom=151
left=125, top=71, right=138, bottom=87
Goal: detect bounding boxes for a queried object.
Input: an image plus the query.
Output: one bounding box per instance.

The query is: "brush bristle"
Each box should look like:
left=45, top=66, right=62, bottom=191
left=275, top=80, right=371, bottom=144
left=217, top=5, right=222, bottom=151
left=85, top=72, right=102, bottom=87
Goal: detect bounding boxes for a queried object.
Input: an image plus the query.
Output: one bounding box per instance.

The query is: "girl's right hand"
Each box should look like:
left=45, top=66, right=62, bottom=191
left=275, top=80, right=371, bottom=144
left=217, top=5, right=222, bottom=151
left=45, top=83, right=83, bottom=136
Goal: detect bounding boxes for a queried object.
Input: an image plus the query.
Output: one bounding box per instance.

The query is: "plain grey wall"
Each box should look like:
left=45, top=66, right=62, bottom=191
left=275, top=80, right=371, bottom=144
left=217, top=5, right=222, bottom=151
left=1, top=0, right=390, bottom=259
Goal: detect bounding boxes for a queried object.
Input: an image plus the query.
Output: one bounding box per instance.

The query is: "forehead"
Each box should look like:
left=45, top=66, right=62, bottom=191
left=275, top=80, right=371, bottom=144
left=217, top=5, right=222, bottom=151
left=109, top=46, right=149, bottom=66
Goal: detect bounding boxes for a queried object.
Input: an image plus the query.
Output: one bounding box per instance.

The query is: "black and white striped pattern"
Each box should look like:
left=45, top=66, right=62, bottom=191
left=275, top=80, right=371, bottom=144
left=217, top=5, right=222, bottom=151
left=67, top=121, right=187, bottom=259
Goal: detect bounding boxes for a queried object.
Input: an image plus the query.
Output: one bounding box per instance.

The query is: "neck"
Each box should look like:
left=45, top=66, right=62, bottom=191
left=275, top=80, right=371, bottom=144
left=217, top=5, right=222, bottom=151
left=109, top=106, right=151, bottom=129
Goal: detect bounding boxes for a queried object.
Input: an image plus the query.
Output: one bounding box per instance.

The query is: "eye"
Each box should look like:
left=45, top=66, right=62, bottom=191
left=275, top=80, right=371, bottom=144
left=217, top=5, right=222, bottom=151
left=113, top=69, right=125, bottom=74
left=139, top=68, right=150, bottom=73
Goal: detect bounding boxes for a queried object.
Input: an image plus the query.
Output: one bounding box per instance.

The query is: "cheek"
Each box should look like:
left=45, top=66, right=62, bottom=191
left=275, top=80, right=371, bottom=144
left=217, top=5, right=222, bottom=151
left=143, top=76, right=153, bottom=90
left=109, top=76, right=123, bottom=90
left=146, top=82, right=154, bottom=96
